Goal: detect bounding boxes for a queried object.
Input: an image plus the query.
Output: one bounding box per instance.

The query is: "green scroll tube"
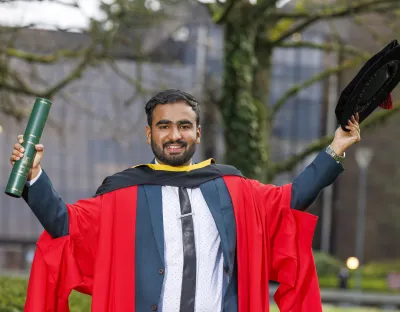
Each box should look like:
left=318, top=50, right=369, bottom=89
left=5, top=98, right=52, bottom=198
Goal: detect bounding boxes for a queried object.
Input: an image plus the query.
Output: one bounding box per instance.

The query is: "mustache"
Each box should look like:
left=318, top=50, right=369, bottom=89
left=163, top=140, right=187, bottom=148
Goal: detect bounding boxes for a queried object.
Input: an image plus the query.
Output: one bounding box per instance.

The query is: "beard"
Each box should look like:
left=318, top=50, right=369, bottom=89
left=151, top=138, right=196, bottom=166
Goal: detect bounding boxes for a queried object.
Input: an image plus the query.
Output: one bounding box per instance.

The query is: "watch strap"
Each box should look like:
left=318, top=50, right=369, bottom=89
left=326, top=145, right=345, bottom=162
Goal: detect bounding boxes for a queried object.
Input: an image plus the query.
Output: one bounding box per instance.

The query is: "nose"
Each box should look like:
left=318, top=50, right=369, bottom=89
left=168, top=126, right=182, bottom=142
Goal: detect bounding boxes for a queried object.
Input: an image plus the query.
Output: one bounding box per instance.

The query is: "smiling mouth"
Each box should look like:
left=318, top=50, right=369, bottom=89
left=165, top=145, right=185, bottom=153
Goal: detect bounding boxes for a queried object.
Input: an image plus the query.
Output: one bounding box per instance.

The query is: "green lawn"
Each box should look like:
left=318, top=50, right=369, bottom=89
left=270, top=306, right=399, bottom=312
left=1, top=276, right=398, bottom=312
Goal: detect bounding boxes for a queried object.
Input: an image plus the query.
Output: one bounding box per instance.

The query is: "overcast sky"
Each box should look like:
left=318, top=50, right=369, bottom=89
left=0, top=0, right=290, bottom=30
left=0, top=0, right=105, bottom=30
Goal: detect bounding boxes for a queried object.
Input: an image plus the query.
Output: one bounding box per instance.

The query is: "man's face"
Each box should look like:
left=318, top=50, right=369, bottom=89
left=146, top=101, right=201, bottom=166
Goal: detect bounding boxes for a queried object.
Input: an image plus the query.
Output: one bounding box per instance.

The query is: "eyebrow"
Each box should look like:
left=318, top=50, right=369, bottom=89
left=155, top=119, right=194, bottom=126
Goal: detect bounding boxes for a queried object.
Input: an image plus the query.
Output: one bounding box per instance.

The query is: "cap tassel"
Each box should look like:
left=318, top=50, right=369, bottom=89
left=379, top=94, right=393, bottom=110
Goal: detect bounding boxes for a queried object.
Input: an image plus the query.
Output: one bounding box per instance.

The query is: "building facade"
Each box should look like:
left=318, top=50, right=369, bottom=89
left=0, top=3, right=328, bottom=271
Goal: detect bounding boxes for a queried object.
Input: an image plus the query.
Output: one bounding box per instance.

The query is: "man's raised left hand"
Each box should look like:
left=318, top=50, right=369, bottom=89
left=330, top=113, right=361, bottom=156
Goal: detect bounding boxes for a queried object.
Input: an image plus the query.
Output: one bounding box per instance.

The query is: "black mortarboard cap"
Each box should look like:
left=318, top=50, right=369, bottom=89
left=335, top=40, right=400, bottom=130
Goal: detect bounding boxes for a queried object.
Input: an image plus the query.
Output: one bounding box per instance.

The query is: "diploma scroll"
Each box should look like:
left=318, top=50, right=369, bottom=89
left=5, top=98, right=52, bottom=198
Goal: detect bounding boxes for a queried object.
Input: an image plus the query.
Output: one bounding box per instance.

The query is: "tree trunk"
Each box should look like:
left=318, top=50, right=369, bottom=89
left=220, top=22, right=268, bottom=181
left=201, top=75, right=220, bottom=160
left=252, top=65, right=274, bottom=182
left=253, top=41, right=275, bottom=182
left=202, top=99, right=219, bottom=159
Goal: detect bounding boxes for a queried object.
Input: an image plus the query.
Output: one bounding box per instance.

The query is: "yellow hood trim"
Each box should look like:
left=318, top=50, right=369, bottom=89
left=131, top=158, right=216, bottom=172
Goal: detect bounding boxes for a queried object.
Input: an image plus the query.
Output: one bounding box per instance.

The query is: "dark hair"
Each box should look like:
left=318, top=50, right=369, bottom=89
left=145, top=89, right=200, bottom=127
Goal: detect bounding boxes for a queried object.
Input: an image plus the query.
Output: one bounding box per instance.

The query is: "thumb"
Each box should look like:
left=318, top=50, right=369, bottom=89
left=34, top=144, right=44, bottom=164
left=35, top=144, right=44, bottom=153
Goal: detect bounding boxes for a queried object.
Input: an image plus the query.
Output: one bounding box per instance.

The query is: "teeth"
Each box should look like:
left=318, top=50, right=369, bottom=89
left=168, top=146, right=182, bottom=149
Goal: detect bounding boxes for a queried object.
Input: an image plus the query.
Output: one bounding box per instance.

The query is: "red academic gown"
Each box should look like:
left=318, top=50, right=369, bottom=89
left=24, top=176, right=322, bottom=312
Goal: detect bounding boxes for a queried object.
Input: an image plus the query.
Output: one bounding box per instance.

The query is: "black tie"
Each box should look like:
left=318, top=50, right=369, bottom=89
left=178, top=187, right=196, bottom=312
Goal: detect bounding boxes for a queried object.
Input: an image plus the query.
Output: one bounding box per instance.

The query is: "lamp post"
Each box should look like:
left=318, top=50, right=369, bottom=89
left=354, top=147, right=373, bottom=292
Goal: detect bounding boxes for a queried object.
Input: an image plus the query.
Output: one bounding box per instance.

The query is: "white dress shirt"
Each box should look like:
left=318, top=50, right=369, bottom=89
left=28, top=164, right=225, bottom=311
left=26, top=168, right=43, bottom=186
left=159, top=186, right=224, bottom=312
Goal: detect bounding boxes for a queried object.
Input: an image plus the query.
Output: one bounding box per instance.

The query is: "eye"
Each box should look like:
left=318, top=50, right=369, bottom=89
left=159, top=125, right=168, bottom=130
left=180, top=125, right=190, bottom=129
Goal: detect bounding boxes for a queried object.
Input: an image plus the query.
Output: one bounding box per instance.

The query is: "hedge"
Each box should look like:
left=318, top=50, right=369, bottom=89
left=313, top=251, right=400, bottom=292
left=0, top=275, right=397, bottom=312
left=0, top=276, right=91, bottom=312
left=362, top=260, right=400, bottom=278
left=313, top=251, right=344, bottom=276
left=2, top=252, right=400, bottom=311
left=318, top=275, right=400, bottom=292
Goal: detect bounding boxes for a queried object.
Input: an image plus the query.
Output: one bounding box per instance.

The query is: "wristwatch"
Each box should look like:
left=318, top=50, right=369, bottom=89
left=325, top=145, right=345, bottom=162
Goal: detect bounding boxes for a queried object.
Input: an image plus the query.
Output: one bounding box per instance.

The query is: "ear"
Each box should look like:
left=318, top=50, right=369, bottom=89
left=145, top=125, right=151, bottom=145
left=196, top=125, right=201, bottom=144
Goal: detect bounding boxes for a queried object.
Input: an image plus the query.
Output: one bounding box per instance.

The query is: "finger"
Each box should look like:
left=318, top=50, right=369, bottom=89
left=13, top=143, right=24, bottom=153
left=347, top=122, right=360, bottom=131
left=35, top=144, right=44, bottom=152
left=17, top=134, right=24, bottom=144
left=348, top=118, right=355, bottom=126
left=347, top=124, right=358, bottom=131
left=349, top=115, right=357, bottom=123
left=348, top=127, right=361, bottom=140
left=355, top=113, right=360, bottom=123
left=12, top=149, right=24, bottom=158
left=10, top=154, right=21, bottom=162
left=345, top=125, right=358, bottom=133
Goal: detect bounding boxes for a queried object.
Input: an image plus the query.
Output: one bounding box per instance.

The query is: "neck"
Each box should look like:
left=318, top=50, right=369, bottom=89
left=154, top=158, right=193, bottom=166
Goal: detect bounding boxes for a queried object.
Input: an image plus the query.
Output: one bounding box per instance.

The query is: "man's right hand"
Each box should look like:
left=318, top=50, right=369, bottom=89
left=10, top=134, right=44, bottom=181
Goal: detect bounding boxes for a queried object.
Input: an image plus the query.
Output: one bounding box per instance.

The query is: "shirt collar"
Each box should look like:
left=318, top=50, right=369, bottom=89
left=154, top=158, right=193, bottom=165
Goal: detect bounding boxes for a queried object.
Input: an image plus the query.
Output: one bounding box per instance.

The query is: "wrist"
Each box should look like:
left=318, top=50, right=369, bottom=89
left=330, top=141, right=346, bottom=156
left=28, top=166, right=41, bottom=181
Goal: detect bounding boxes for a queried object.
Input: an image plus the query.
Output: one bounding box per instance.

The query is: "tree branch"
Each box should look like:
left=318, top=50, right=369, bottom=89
left=202, top=2, right=221, bottom=23
left=0, top=42, right=99, bottom=99
left=276, top=41, right=369, bottom=57
left=271, top=0, right=400, bottom=44
left=271, top=57, right=368, bottom=118
left=351, top=15, right=389, bottom=46
left=0, top=95, right=62, bottom=132
left=3, top=48, right=88, bottom=64
left=42, top=46, right=96, bottom=99
left=271, top=17, right=318, bottom=45
left=251, top=0, right=280, bottom=21
left=271, top=0, right=399, bottom=19
left=0, top=102, right=30, bottom=120
left=212, top=0, right=237, bottom=24
left=269, top=135, right=333, bottom=178
left=108, top=60, right=147, bottom=93
left=0, top=82, right=38, bottom=97
left=269, top=103, right=400, bottom=176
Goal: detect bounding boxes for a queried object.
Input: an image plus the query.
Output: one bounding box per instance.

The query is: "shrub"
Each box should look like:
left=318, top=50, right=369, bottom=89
left=317, top=275, right=397, bottom=292
left=0, top=276, right=27, bottom=311
left=0, top=276, right=91, bottom=312
left=313, top=251, right=344, bottom=277
left=362, top=260, right=400, bottom=278
left=2, top=254, right=400, bottom=311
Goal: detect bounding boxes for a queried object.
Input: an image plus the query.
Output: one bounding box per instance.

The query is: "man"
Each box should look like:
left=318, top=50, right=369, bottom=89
left=11, top=89, right=361, bottom=312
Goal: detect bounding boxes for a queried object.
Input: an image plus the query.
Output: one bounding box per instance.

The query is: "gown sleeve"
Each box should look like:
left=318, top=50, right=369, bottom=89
left=24, top=196, right=102, bottom=312
left=250, top=179, right=323, bottom=312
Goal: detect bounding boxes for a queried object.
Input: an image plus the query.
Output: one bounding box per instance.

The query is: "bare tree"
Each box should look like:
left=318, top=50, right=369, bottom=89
left=0, top=0, right=179, bottom=136
left=1, top=0, right=400, bottom=181
left=203, top=0, right=400, bottom=182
